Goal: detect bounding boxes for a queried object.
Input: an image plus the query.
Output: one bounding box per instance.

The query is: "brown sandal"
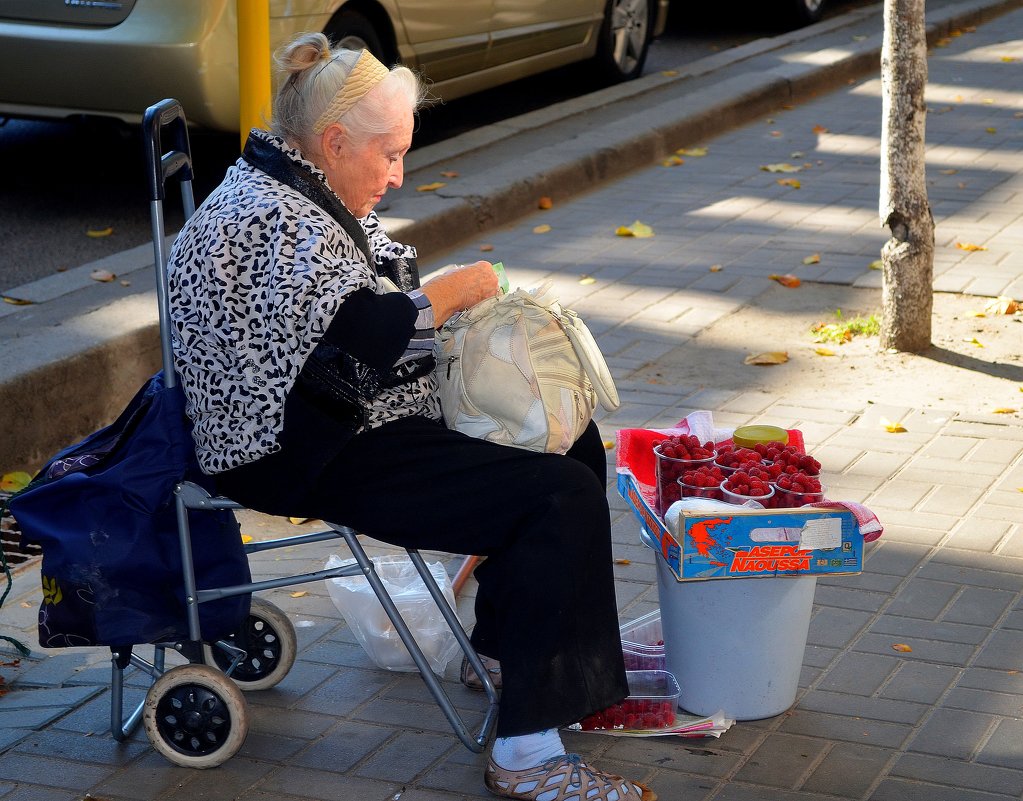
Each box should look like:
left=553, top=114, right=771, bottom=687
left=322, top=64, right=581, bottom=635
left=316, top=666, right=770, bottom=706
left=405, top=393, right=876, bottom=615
left=484, top=753, right=656, bottom=800
left=460, top=653, right=503, bottom=690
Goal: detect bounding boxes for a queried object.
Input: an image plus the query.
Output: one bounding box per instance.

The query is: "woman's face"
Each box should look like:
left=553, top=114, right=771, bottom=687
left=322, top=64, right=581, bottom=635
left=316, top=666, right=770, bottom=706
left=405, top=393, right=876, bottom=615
left=325, top=107, right=414, bottom=219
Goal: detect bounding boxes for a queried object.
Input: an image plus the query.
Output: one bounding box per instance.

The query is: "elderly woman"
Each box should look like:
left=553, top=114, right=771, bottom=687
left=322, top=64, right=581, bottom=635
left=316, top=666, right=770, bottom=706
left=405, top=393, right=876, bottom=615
left=167, top=33, right=654, bottom=801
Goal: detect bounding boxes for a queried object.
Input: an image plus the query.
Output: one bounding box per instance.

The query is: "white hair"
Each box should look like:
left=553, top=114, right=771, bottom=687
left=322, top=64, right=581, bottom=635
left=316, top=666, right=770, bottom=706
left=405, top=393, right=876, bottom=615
left=271, top=32, right=426, bottom=151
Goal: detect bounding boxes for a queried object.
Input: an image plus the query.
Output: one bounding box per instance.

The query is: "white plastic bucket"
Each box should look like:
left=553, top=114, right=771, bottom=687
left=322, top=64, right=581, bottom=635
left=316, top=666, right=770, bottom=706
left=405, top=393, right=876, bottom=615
left=655, top=555, right=816, bottom=720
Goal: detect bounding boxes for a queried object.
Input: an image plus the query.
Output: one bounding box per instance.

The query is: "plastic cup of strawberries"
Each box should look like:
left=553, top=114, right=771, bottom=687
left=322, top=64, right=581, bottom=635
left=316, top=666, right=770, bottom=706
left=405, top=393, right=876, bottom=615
left=719, top=469, right=775, bottom=506
left=678, top=463, right=726, bottom=501
left=773, top=473, right=826, bottom=507
left=654, top=435, right=715, bottom=514
left=713, top=446, right=763, bottom=476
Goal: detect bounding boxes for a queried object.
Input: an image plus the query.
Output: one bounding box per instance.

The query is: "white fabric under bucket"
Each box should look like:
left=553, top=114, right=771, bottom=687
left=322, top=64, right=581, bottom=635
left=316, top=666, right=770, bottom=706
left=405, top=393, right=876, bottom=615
left=655, top=555, right=816, bottom=720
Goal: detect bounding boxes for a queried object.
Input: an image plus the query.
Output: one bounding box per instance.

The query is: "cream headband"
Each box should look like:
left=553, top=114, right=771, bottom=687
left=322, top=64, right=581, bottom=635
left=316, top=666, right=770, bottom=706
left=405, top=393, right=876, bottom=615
left=312, top=49, right=390, bottom=135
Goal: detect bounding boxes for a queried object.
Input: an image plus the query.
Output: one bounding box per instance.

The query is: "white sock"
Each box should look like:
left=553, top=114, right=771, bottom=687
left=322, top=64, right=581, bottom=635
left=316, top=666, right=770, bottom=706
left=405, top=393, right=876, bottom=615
left=490, top=728, right=566, bottom=771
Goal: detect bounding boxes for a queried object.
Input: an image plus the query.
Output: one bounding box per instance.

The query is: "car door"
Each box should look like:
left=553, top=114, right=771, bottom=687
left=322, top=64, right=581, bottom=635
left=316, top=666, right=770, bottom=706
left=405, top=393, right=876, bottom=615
left=392, top=0, right=491, bottom=82
left=485, top=0, right=601, bottom=68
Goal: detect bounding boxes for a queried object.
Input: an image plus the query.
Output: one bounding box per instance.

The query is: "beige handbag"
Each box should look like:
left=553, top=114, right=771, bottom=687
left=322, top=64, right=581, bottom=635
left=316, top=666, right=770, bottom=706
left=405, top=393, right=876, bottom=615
left=434, top=283, right=619, bottom=454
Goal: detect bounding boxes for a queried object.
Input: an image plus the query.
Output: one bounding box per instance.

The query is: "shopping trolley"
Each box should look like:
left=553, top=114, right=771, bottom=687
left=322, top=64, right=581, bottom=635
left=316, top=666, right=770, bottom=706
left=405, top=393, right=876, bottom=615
left=99, top=98, right=498, bottom=768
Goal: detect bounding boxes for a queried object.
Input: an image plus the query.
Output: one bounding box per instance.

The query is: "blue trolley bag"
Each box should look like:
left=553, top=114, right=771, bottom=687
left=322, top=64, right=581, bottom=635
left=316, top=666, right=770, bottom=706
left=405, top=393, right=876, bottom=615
left=8, top=371, right=251, bottom=649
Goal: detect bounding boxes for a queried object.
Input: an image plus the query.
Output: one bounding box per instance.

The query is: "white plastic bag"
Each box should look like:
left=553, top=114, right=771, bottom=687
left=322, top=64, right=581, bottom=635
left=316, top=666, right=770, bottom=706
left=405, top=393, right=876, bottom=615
left=324, top=554, right=461, bottom=675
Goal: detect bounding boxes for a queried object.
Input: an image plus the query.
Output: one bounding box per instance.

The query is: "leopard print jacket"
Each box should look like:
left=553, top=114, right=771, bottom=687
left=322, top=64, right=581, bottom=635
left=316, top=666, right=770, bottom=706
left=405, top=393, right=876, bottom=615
left=167, top=131, right=440, bottom=474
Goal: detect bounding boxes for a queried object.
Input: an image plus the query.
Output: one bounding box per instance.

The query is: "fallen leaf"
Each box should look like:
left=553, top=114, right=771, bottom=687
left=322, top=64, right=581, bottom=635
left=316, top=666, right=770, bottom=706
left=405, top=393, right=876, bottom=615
left=939, top=168, right=959, bottom=175
left=86, top=226, right=113, bottom=238
left=615, top=220, right=654, bottom=238
left=90, top=269, right=116, bottom=282
left=416, top=181, right=446, bottom=192
left=880, top=417, right=907, bottom=433
left=533, top=224, right=552, bottom=234
left=991, top=408, right=1017, bottom=414
left=967, top=310, right=987, bottom=318
left=868, top=259, right=883, bottom=270
left=986, top=127, right=998, bottom=134
left=439, top=170, right=459, bottom=178
left=614, top=559, right=632, bottom=565
left=241, top=534, right=254, bottom=544
left=579, top=275, right=596, bottom=285
left=602, top=440, right=615, bottom=450
left=1, top=295, right=33, bottom=306
left=984, top=296, right=1019, bottom=315
left=1001, top=55, right=1018, bottom=62
left=812, top=124, right=829, bottom=134
left=676, top=147, right=707, bottom=157
left=480, top=243, right=494, bottom=252
left=290, top=591, right=308, bottom=598
left=956, top=241, right=987, bottom=252
left=661, top=155, right=685, bottom=167
left=0, top=471, right=32, bottom=492
left=288, top=517, right=311, bottom=524
left=761, top=163, right=801, bottom=173
left=965, top=337, right=985, bottom=347
left=770, top=273, right=802, bottom=288
left=892, top=643, right=913, bottom=652
left=802, top=253, right=821, bottom=265
left=538, top=196, right=553, bottom=210
left=744, top=351, right=789, bottom=365
left=815, top=347, right=835, bottom=356
left=709, top=264, right=723, bottom=272
left=777, top=178, right=801, bottom=189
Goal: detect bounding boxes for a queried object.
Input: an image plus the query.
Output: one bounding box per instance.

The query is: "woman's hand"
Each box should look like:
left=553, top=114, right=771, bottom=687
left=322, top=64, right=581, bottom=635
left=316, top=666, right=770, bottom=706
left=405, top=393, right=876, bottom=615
left=421, top=261, right=500, bottom=328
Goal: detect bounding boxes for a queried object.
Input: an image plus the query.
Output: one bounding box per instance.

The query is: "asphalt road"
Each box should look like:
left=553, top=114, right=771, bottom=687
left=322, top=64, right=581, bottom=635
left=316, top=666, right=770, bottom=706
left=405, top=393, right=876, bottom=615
left=0, top=0, right=883, bottom=293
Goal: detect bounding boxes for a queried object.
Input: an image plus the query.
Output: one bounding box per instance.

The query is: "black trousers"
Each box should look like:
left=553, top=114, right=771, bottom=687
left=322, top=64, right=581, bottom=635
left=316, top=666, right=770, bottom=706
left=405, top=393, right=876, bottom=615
left=217, top=415, right=629, bottom=737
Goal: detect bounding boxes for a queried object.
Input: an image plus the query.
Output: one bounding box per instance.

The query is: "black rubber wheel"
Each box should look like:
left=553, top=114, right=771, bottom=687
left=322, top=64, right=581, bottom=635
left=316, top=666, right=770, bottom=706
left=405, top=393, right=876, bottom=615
left=325, top=9, right=388, bottom=61
left=593, top=0, right=653, bottom=83
left=202, top=596, right=297, bottom=691
left=790, top=0, right=826, bottom=26
left=143, top=664, right=248, bottom=768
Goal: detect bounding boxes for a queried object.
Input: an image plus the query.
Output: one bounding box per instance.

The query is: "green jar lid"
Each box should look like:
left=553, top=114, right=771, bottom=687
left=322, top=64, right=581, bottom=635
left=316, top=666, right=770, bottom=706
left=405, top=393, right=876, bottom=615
left=732, top=424, right=789, bottom=449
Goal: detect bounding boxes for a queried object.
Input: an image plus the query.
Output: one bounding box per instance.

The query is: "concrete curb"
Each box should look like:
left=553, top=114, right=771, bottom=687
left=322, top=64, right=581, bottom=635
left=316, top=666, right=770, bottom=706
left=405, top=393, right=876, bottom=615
left=2, top=0, right=1022, bottom=472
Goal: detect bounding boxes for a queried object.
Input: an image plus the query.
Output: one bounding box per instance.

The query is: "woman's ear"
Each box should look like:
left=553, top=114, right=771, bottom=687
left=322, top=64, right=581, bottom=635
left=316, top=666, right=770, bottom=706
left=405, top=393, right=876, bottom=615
left=322, top=123, right=347, bottom=166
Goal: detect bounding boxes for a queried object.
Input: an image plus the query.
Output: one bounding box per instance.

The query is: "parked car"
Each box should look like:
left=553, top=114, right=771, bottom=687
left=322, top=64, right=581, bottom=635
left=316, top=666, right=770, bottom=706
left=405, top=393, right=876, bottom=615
left=0, top=0, right=669, bottom=133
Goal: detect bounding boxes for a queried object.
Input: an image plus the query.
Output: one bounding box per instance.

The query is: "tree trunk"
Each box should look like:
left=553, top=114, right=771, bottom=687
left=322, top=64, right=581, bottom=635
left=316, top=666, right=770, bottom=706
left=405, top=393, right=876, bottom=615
left=879, top=0, right=935, bottom=352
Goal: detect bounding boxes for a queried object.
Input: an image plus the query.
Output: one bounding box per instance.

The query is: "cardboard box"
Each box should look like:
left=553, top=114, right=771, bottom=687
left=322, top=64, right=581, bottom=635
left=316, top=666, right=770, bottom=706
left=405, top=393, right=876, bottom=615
left=618, top=472, right=862, bottom=582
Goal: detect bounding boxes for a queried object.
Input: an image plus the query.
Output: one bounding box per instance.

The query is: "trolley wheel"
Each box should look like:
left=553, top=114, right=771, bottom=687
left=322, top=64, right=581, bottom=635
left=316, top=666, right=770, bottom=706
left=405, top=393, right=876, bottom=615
left=142, top=664, right=248, bottom=769
left=202, top=596, right=297, bottom=691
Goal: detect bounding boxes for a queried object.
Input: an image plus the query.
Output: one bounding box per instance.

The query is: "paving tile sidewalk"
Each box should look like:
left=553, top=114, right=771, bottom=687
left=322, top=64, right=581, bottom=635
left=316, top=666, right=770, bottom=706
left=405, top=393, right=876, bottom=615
left=2, top=7, right=1023, bottom=801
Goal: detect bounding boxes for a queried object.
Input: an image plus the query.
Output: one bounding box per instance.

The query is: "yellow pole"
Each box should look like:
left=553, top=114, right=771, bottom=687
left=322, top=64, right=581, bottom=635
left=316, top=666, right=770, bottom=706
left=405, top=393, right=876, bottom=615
left=237, top=0, right=271, bottom=151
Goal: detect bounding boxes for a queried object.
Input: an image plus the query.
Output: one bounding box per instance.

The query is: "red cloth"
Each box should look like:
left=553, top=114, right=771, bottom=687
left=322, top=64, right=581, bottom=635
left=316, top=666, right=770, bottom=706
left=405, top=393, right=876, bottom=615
left=616, top=413, right=804, bottom=509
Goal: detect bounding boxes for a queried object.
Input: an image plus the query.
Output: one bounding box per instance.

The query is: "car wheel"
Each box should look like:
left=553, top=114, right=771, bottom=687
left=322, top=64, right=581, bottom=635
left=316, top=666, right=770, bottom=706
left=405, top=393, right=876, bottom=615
left=593, top=0, right=652, bottom=83
left=325, top=9, right=387, bottom=61
left=791, top=0, right=826, bottom=26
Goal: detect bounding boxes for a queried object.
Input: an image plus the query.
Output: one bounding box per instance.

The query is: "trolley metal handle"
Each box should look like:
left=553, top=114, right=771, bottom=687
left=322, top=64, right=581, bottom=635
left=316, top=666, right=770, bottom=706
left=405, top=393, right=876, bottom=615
left=142, top=99, right=194, bottom=203
left=143, top=98, right=197, bottom=387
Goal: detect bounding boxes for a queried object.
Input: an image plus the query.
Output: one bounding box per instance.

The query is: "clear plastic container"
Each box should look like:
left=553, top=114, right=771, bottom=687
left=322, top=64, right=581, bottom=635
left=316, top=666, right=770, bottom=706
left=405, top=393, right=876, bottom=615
left=578, top=670, right=680, bottom=731
left=619, top=609, right=665, bottom=671
left=655, top=445, right=714, bottom=515
left=678, top=477, right=724, bottom=501
left=773, top=484, right=826, bottom=508
left=720, top=482, right=775, bottom=506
